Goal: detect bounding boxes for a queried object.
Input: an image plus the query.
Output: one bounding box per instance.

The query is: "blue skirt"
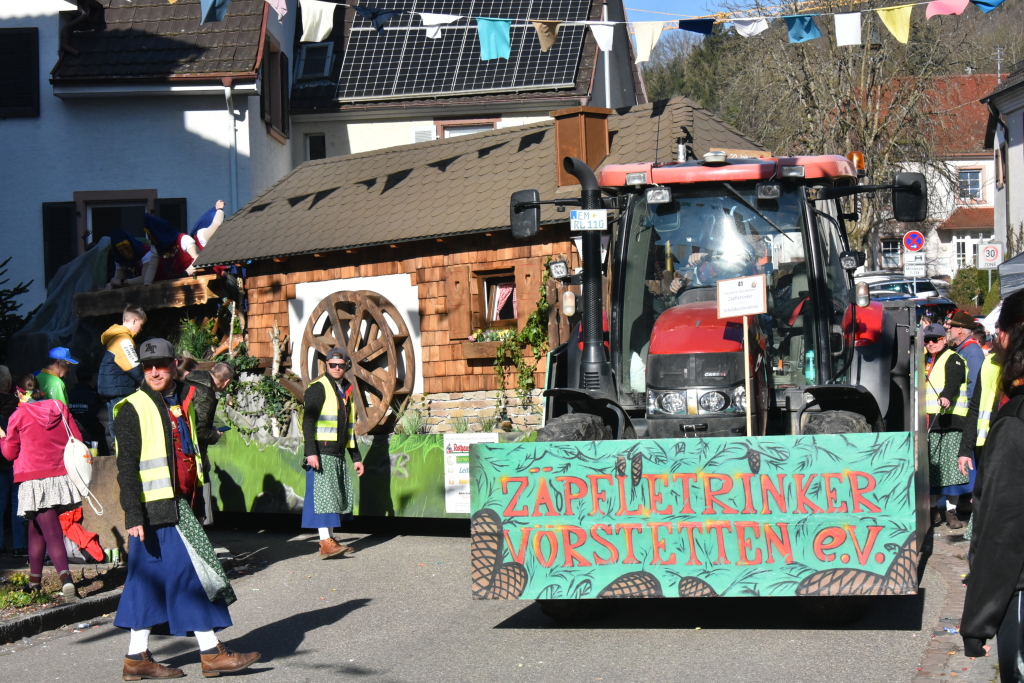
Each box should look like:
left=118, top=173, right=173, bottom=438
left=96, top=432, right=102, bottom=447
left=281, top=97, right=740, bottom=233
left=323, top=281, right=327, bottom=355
left=932, top=453, right=977, bottom=498
left=301, top=467, right=342, bottom=529
left=114, top=525, right=232, bottom=636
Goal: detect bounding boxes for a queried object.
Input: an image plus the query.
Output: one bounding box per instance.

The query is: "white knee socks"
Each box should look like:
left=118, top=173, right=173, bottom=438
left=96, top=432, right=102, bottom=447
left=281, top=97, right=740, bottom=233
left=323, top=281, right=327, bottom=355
left=128, top=628, right=150, bottom=656
left=194, top=630, right=219, bottom=652
left=318, top=527, right=333, bottom=541
left=947, top=499, right=958, bottom=511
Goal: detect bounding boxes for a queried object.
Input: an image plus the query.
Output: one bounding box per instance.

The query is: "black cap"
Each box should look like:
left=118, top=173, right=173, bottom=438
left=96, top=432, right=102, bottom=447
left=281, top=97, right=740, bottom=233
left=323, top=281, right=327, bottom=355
left=139, top=338, right=176, bottom=362
left=326, top=347, right=350, bottom=362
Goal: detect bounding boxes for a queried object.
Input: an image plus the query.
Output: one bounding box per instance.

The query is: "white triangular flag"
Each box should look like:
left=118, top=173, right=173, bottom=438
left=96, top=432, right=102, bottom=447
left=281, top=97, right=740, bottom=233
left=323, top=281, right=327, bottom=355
left=732, top=17, right=769, bottom=37
left=633, top=22, right=664, bottom=63
left=834, top=12, right=862, bottom=46
left=299, top=0, right=335, bottom=42
left=419, top=13, right=460, bottom=39
left=587, top=21, right=615, bottom=52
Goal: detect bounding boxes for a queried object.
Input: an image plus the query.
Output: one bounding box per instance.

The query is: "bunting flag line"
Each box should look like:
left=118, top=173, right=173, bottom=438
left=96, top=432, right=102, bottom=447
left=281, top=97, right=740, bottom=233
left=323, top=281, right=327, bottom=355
left=731, top=17, right=770, bottom=37
left=677, top=19, right=715, bottom=34
left=477, top=18, right=512, bottom=60
left=352, top=5, right=405, bottom=34
left=833, top=12, right=862, bottom=46
left=876, top=4, right=913, bottom=43
left=587, top=21, right=616, bottom=51
left=969, top=0, right=1006, bottom=12
left=419, top=12, right=460, bottom=39
left=633, top=21, right=665, bottom=63
left=265, top=0, right=287, bottom=21
left=531, top=20, right=562, bottom=52
left=784, top=15, right=821, bottom=43
left=200, top=0, right=230, bottom=24
left=299, top=0, right=336, bottom=42
left=925, top=0, right=970, bottom=17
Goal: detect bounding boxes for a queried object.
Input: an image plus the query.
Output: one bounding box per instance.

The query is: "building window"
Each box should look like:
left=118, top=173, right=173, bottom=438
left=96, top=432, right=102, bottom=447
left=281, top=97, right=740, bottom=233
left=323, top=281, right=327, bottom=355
left=295, top=43, right=334, bottom=81
left=435, top=117, right=499, bottom=139
left=958, top=169, right=982, bottom=201
left=0, top=27, right=40, bottom=118
left=306, top=134, right=326, bottom=160
left=880, top=239, right=901, bottom=269
left=483, top=274, right=517, bottom=323
left=954, top=233, right=982, bottom=270
left=260, top=37, right=290, bottom=142
left=41, top=202, right=77, bottom=285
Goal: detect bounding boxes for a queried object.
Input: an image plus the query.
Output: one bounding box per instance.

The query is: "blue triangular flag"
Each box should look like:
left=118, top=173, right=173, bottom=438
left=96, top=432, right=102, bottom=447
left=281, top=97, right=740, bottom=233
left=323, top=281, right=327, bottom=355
left=677, top=19, right=715, bottom=34
left=784, top=16, right=822, bottom=43
left=353, top=6, right=405, bottom=34
left=969, top=0, right=1006, bottom=12
left=200, top=0, right=230, bottom=24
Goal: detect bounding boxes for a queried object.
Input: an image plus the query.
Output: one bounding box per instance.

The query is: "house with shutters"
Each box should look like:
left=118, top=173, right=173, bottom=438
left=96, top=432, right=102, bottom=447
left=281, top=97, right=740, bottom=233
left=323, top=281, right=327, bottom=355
left=192, top=97, right=768, bottom=434
left=0, top=0, right=296, bottom=309
left=1, top=0, right=641, bottom=313
left=983, top=61, right=1024, bottom=255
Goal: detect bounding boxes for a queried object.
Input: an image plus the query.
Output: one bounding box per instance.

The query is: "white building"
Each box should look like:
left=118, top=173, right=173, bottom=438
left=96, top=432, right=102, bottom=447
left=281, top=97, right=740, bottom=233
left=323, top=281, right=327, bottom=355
left=0, top=0, right=295, bottom=309
left=983, top=62, right=1024, bottom=252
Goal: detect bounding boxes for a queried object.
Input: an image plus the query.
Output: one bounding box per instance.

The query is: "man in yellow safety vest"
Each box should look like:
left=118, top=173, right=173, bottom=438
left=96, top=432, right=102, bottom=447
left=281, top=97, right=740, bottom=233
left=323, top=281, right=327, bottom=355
left=112, top=338, right=259, bottom=679
left=923, top=323, right=969, bottom=528
left=301, top=346, right=364, bottom=559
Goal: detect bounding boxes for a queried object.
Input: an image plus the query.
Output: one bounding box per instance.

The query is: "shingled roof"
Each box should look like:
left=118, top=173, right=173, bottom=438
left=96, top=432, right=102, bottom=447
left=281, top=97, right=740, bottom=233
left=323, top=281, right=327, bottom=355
left=193, top=97, right=768, bottom=267
left=52, top=0, right=267, bottom=82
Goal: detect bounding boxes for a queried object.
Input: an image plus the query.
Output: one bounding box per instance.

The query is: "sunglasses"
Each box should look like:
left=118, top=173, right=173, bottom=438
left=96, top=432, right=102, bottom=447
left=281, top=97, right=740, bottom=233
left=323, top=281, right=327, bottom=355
left=143, top=360, right=172, bottom=370
left=924, top=337, right=945, bottom=343
left=327, top=362, right=347, bottom=369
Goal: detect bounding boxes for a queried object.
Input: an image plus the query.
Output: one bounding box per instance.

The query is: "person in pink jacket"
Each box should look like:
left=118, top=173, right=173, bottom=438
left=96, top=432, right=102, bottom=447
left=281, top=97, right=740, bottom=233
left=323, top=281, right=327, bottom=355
left=1, top=374, right=83, bottom=599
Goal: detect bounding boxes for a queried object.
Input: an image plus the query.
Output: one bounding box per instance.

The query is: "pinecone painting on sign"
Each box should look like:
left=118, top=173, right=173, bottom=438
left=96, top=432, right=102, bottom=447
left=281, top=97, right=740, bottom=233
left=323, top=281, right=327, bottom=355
left=677, top=576, right=718, bottom=598
left=598, top=571, right=663, bottom=598
left=795, top=533, right=918, bottom=597
left=470, top=509, right=528, bottom=600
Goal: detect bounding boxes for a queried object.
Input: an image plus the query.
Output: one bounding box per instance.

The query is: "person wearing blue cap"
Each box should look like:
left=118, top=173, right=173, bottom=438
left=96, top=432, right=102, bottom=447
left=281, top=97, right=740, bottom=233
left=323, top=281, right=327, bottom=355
left=36, top=348, right=78, bottom=405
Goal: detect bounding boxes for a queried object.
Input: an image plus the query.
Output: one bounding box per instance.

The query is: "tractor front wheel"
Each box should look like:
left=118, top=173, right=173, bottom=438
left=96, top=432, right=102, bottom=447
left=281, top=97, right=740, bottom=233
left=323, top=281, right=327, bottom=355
left=536, top=413, right=611, bottom=441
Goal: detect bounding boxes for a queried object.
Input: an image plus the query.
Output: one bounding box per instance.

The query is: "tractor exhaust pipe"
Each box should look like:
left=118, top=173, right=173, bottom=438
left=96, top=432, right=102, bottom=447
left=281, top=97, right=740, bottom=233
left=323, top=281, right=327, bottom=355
left=563, top=157, right=612, bottom=394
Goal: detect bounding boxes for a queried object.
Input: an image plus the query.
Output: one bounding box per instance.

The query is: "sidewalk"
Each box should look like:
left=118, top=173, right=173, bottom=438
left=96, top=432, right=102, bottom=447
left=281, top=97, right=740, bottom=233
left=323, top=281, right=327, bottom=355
left=912, top=523, right=999, bottom=683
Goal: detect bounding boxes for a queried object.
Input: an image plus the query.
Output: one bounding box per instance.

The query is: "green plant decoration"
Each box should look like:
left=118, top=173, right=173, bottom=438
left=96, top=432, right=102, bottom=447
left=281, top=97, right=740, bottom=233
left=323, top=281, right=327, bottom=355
left=176, top=318, right=218, bottom=360
left=493, top=260, right=552, bottom=408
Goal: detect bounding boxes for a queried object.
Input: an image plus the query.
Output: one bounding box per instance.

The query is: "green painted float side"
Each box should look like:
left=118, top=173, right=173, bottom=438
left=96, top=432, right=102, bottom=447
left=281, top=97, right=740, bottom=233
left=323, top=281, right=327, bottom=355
left=469, top=433, right=921, bottom=600
left=204, top=427, right=535, bottom=519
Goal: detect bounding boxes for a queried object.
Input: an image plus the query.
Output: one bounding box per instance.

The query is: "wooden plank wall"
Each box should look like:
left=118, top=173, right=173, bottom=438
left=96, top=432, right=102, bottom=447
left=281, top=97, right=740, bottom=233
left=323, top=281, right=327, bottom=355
left=243, top=226, right=580, bottom=394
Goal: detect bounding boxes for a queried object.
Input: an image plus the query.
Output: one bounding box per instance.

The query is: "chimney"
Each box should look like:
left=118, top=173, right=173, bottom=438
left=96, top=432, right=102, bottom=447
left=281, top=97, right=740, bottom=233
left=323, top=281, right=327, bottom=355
left=551, top=106, right=613, bottom=186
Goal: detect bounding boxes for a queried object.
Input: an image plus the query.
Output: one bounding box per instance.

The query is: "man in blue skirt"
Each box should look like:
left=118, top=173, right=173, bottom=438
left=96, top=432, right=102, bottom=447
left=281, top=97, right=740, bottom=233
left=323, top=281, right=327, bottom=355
left=301, top=347, right=364, bottom=558
left=113, top=339, right=259, bottom=679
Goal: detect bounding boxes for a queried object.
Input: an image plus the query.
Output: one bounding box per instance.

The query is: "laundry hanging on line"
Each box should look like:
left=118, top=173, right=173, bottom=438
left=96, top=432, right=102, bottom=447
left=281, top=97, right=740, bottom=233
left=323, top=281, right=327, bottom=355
left=299, top=0, right=336, bottom=42
left=531, top=20, right=562, bottom=52
left=833, top=13, right=862, bottom=46
left=784, top=15, right=821, bottom=43
left=419, top=13, right=461, bottom=39
left=477, top=18, right=512, bottom=60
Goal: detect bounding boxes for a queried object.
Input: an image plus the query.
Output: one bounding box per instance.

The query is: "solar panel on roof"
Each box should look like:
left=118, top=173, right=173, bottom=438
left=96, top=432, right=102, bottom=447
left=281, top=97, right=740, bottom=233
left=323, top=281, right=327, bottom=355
left=336, top=0, right=591, bottom=101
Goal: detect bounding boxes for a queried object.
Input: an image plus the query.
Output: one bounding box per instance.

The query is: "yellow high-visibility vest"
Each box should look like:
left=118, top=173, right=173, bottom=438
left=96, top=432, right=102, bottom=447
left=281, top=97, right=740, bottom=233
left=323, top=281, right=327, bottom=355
left=113, top=390, right=203, bottom=503
left=313, top=375, right=356, bottom=449
left=976, top=354, right=1001, bottom=447
left=926, top=348, right=969, bottom=416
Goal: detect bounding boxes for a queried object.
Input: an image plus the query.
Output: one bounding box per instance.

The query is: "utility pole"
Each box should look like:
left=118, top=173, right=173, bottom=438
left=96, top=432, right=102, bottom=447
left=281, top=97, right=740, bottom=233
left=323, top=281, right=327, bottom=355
left=994, top=46, right=1005, bottom=84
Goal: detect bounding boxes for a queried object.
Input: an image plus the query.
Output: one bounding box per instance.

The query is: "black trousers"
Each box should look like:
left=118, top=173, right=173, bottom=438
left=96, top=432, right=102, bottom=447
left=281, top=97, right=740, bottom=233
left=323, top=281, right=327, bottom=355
left=998, top=590, right=1024, bottom=683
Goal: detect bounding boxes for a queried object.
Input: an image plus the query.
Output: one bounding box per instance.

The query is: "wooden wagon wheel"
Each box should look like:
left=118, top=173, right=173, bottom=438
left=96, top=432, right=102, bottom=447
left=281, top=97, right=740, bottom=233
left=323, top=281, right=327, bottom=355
left=300, top=290, right=415, bottom=435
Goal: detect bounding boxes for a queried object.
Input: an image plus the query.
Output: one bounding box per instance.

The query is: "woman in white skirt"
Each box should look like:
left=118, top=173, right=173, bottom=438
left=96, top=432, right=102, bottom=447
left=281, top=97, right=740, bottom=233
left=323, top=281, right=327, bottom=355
left=1, top=375, right=82, bottom=598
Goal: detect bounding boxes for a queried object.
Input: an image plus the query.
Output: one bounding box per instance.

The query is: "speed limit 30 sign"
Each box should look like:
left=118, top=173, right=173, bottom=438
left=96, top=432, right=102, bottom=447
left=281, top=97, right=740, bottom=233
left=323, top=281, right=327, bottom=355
left=978, top=242, right=1004, bottom=270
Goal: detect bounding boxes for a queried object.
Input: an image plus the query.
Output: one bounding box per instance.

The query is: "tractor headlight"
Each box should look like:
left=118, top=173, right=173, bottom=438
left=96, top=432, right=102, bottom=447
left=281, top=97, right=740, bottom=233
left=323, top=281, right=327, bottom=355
left=731, top=385, right=746, bottom=412
left=698, top=390, right=729, bottom=412
left=648, top=390, right=687, bottom=415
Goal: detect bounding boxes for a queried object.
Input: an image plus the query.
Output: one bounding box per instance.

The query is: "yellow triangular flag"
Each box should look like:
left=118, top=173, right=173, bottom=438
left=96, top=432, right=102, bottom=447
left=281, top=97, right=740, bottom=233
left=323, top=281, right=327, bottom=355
left=875, top=4, right=913, bottom=44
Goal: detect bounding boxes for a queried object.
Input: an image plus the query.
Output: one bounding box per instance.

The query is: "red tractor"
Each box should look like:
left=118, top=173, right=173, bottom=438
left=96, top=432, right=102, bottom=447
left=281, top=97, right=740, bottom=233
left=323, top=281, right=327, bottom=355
left=511, top=152, right=928, bottom=442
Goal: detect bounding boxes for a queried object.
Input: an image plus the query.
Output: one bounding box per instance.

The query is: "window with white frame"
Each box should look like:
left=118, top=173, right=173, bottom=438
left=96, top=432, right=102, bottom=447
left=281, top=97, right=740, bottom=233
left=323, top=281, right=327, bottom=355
left=958, top=169, right=982, bottom=201
left=954, top=233, right=982, bottom=270
left=880, top=239, right=901, bottom=269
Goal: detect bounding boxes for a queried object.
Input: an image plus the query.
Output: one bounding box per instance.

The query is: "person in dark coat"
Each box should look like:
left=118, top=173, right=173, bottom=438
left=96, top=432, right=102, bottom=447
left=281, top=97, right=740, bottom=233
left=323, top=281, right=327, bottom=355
left=961, top=289, right=1024, bottom=679
left=183, top=363, right=233, bottom=526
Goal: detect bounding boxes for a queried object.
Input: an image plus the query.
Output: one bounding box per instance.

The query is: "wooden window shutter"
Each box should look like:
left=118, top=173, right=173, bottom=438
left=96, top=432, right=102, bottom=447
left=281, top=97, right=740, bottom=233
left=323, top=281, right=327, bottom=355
left=155, top=198, right=188, bottom=232
left=0, top=28, right=39, bottom=118
left=445, top=265, right=472, bottom=339
left=41, top=202, right=78, bottom=285
left=515, top=259, right=544, bottom=331
left=280, top=52, right=290, bottom=138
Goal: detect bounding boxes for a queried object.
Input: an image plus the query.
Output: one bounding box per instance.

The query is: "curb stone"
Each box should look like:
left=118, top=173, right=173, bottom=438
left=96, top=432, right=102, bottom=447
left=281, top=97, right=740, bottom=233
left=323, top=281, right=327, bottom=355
left=0, top=588, right=122, bottom=644
left=912, top=527, right=998, bottom=683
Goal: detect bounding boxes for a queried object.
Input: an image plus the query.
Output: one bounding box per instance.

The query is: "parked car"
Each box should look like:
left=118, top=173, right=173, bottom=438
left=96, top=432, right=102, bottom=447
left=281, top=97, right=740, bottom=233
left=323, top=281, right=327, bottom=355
left=869, top=290, right=956, bottom=323
left=869, top=279, right=941, bottom=299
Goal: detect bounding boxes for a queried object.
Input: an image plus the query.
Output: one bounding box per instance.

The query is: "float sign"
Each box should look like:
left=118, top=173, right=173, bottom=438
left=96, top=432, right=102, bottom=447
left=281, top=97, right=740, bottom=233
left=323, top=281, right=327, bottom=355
left=717, top=274, right=768, bottom=318
left=978, top=242, right=1003, bottom=270
left=444, top=433, right=498, bottom=514
left=469, top=433, right=919, bottom=600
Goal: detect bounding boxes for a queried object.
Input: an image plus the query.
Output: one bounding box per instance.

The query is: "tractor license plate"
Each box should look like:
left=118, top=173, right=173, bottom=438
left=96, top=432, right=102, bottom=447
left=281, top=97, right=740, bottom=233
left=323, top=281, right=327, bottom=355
left=570, top=209, right=607, bottom=231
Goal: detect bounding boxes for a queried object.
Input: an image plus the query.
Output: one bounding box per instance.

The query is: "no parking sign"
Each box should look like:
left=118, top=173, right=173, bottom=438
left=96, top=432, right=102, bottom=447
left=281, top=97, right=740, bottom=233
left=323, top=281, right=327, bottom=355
left=903, top=231, right=925, bottom=252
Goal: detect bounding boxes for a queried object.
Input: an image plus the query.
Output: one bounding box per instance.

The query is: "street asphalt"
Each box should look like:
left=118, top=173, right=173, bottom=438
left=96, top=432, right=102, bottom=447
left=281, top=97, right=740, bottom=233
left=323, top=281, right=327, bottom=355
left=0, top=524, right=950, bottom=682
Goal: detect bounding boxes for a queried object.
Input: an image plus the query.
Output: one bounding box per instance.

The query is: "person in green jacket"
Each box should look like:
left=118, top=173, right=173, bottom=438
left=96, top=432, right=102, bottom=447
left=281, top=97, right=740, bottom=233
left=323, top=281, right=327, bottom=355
left=36, top=347, right=78, bottom=405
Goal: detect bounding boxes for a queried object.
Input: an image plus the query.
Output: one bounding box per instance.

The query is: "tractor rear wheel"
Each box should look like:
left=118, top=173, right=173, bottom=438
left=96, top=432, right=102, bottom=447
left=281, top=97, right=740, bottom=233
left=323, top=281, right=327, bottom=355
left=802, top=410, right=871, bottom=435
left=536, top=413, right=611, bottom=441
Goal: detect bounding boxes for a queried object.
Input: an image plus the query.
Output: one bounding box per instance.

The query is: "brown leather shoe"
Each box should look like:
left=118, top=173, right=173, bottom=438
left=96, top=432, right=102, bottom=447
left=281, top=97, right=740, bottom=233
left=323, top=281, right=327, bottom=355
left=122, top=651, right=184, bottom=680
left=200, top=644, right=260, bottom=677
left=319, top=537, right=353, bottom=559
left=947, top=511, right=965, bottom=529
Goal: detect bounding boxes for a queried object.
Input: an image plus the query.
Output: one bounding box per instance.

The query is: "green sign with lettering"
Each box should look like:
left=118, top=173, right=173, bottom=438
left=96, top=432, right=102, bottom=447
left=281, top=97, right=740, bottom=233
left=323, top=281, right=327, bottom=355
left=470, top=433, right=921, bottom=600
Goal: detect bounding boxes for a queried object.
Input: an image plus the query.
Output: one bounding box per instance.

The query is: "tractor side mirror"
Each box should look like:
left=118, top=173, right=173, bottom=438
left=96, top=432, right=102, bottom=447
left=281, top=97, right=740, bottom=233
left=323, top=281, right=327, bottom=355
left=892, top=172, right=927, bottom=223
left=510, top=189, right=540, bottom=239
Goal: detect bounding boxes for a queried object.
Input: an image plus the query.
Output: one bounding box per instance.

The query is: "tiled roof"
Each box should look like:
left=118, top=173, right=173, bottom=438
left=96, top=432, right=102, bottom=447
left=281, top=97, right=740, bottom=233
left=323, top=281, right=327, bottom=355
left=194, top=97, right=768, bottom=266
left=926, top=75, right=998, bottom=156
left=52, top=0, right=266, bottom=81
left=983, top=59, right=1024, bottom=102
left=938, top=207, right=994, bottom=230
